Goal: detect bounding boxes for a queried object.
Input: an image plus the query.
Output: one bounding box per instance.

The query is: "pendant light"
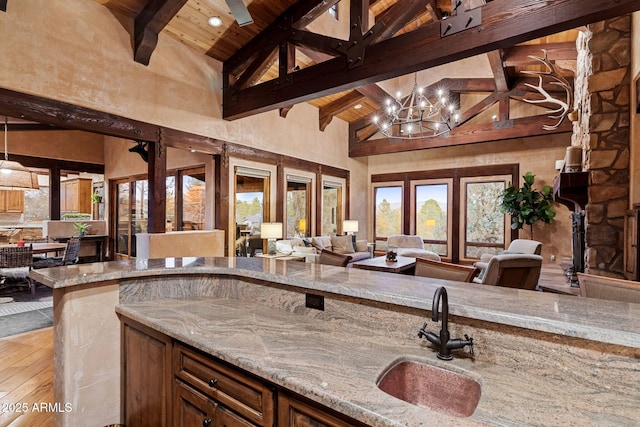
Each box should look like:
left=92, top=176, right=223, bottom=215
left=0, top=117, right=39, bottom=190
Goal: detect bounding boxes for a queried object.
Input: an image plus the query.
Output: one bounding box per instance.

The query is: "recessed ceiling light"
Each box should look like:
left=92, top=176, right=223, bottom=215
left=354, top=104, right=362, bottom=110
left=208, top=16, right=222, bottom=27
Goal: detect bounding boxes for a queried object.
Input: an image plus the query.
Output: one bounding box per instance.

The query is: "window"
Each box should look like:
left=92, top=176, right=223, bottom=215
left=166, top=176, right=175, bottom=231
left=286, top=176, right=310, bottom=238
left=114, top=178, right=148, bottom=259
left=374, top=185, right=402, bottom=238
left=461, top=178, right=509, bottom=260
left=322, top=181, right=342, bottom=236
left=181, top=168, right=205, bottom=230
left=235, top=167, right=270, bottom=257
left=414, top=183, right=449, bottom=256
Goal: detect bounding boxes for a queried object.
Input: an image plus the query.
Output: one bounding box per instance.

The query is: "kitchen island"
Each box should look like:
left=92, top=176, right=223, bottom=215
left=31, top=257, right=640, bottom=426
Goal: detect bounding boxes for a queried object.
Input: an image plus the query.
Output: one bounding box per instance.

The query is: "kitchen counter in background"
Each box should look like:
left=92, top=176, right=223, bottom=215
left=31, top=257, right=640, bottom=426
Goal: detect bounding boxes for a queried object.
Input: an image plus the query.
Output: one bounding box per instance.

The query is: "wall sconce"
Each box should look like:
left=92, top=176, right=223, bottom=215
left=260, top=222, right=283, bottom=255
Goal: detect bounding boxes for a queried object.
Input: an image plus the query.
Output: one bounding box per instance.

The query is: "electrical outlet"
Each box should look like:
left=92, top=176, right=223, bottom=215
left=305, top=293, right=324, bottom=311
left=550, top=254, right=556, bottom=262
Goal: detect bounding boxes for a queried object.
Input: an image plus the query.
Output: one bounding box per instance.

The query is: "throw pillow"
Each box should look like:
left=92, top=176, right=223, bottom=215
left=311, top=237, right=326, bottom=251
left=355, top=240, right=368, bottom=253
left=302, top=238, right=312, bottom=247
left=330, top=235, right=355, bottom=254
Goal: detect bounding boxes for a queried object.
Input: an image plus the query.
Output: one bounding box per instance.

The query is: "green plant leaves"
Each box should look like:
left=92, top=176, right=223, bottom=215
left=499, top=172, right=556, bottom=237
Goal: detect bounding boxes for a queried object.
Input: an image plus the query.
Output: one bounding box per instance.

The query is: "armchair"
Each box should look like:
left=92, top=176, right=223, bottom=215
left=472, top=253, right=543, bottom=290
left=414, top=258, right=479, bottom=282
left=385, top=235, right=441, bottom=261
left=317, top=249, right=352, bottom=267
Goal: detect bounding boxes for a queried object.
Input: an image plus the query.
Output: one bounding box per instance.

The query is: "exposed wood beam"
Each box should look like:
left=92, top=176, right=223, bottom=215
left=223, top=0, right=640, bottom=120
left=370, top=0, right=432, bottom=43
left=0, top=1, right=7, bottom=12
left=289, top=30, right=346, bottom=58
left=134, top=0, right=188, bottom=66
left=224, top=0, right=332, bottom=76
left=319, top=91, right=365, bottom=131
left=503, top=42, right=577, bottom=66
left=4, top=123, right=60, bottom=132
left=355, top=84, right=391, bottom=105
left=349, top=114, right=573, bottom=157
left=0, top=88, right=157, bottom=141
left=233, top=46, right=278, bottom=89
left=425, top=0, right=441, bottom=21
left=487, top=50, right=509, bottom=91
left=455, top=91, right=505, bottom=126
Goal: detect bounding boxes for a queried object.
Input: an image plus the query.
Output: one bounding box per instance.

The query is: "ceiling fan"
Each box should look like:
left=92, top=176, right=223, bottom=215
left=225, top=0, right=253, bottom=27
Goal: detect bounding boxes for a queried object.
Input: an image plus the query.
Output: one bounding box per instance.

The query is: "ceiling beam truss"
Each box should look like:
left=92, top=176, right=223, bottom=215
left=223, top=0, right=640, bottom=120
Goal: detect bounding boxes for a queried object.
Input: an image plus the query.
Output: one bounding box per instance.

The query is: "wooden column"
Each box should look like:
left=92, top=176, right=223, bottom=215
left=49, top=164, right=61, bottom=220
left=214, top=148, right=230, bottom=255
left=147, top=137, right=166, bottom=233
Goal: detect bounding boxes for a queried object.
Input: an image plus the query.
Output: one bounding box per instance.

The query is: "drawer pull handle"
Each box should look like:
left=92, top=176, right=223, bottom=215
left=202, top=418, right=212, bottom=427
left=208, top=378, right=218, bottom=387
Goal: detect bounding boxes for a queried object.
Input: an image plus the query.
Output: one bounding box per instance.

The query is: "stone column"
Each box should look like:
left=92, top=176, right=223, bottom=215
left=577, top=17, right=631, bottom=276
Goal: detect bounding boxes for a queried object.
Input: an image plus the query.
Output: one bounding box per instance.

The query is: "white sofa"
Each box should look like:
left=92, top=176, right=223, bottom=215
left=385, top=235, right=441, bottom=261
left=275, top=235, right=373, bottom=264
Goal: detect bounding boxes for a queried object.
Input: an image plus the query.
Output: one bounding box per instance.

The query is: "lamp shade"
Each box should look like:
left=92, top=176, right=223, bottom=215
left=260, top=222, right=283, bottom=239
left=343, top=219, right=359, bottom=233
left=0, top=160, right=39, bottom=190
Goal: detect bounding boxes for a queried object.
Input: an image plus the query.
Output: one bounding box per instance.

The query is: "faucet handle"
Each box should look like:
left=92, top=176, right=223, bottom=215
left=464, top=334, right=474, bottom=355
left=417, top=322, right=429, bottom=339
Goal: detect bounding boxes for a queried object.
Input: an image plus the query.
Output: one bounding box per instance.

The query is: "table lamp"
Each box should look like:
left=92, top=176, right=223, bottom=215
left=343, top=219, right=358, bottom=247
left=297, top=219, right=307, bottom=236
left=260, top=222, right=283, bottom=255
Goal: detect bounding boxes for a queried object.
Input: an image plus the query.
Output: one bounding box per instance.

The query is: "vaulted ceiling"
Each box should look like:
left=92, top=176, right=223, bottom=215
left=92, top=0, right=640, bottom=157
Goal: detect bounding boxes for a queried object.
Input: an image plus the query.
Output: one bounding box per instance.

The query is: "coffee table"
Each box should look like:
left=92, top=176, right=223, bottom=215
left=352, top=255, right=416, bottom=274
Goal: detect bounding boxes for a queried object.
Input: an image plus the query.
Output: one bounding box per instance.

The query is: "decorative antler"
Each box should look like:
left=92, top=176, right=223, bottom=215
left=522, top=50, right=574, bottom=130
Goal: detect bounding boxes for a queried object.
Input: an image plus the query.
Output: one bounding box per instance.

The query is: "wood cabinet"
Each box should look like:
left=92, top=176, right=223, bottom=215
left=61, top=178, right=92, bottom=214
left=278, top=393, right=367, bottom=427
left=0, top=189, right=24, bottom=212
left=122, top=319, right=173, bottom=427
left=174, top=343, right=275, bottom=426
left=122, top=319, right=365, bottom=427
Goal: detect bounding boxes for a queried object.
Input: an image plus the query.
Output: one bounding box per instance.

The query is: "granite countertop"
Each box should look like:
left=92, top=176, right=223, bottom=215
left=116, top=294, right=639, bottom=427
left=117, top=297, right=487, bottom=426
left=31, top=257, right=640, bottom=349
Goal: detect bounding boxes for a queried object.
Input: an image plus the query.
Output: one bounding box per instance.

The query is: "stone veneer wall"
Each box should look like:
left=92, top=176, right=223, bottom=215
left=575, top=17, right=632, bottom=276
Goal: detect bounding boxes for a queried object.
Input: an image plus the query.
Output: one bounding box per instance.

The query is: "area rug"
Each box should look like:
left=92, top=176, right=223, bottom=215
left=0, top=286, right=53, bottom=338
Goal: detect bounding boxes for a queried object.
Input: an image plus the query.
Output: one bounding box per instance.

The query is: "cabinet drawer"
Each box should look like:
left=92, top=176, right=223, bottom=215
left=278, top=393, right=368, bottom=427
left=174, top=344, right=274, bottom=426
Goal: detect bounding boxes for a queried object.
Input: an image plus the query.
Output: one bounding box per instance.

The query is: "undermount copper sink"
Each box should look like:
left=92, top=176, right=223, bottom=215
left=376, top=358, right=481, bottom=418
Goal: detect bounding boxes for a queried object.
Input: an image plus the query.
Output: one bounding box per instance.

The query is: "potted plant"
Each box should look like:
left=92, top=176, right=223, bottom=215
left=91, top=192, right=102, bottom=205
left=499, top=172, right=556, bottom=239
left=73, top=222, right=90, bottom=237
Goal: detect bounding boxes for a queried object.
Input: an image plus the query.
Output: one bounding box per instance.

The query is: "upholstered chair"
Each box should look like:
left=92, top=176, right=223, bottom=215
left=414, top=258, right=479, bottom=282
left=317, top=249, right=352, bottom=267
left=385, top=235, right=441, bottom=261
left=577, top=273, right=640, bottom=303
left=472, top=253, right=543, bottom=290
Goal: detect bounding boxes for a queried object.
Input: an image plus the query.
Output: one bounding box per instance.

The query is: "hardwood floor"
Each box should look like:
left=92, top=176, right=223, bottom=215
left=0, top=327, right=54, bottom=427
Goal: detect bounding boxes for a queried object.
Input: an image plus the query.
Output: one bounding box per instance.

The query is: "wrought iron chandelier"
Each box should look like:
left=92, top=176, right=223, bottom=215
left=372, top=74, right=459, bottom=140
